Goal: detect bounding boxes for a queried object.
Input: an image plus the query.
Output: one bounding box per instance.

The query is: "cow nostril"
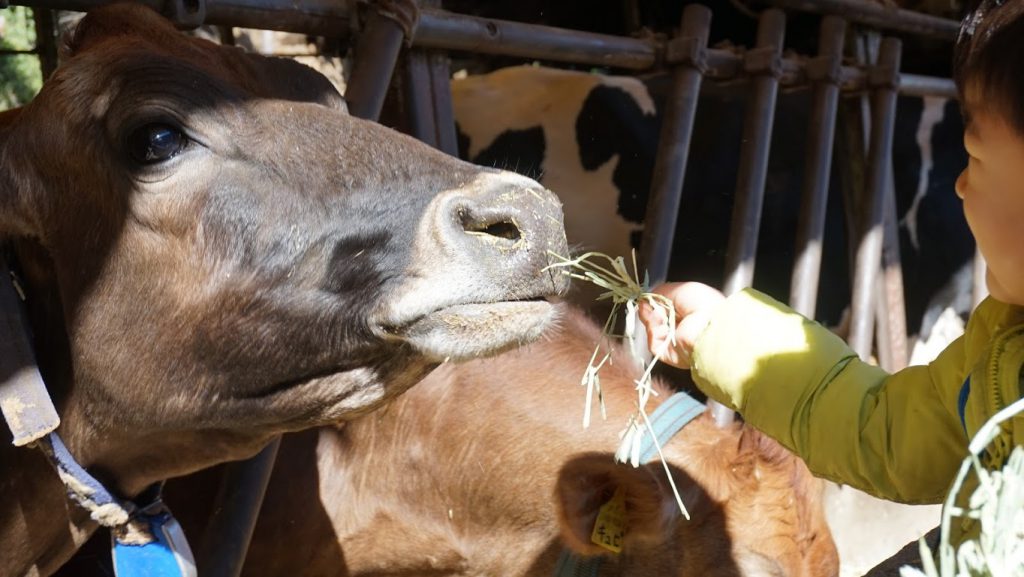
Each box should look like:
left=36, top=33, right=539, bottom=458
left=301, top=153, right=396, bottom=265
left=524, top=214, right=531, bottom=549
left=469, top=220, right=521, bottom=241
left=459, top=208, right=522, bottom=243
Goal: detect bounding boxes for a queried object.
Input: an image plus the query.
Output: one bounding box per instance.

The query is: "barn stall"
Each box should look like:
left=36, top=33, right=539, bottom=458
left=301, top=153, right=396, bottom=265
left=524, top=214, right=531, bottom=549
left=0, top=0, right=974, bottom=575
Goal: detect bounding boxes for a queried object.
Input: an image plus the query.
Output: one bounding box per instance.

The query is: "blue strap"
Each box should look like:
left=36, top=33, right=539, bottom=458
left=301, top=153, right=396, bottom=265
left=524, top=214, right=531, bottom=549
left=113, top=509, right=197, bottom=577
left=554, top=549, right=602, bottom=577
left=636, top=391, right=706, bottom=463
left=46, top=431, right=196, bottom=577
left=42, top=432, right=133, bottom=524
left=0, top=257, right=193, bottom=577
left=957, top=376, right=971, bottom=435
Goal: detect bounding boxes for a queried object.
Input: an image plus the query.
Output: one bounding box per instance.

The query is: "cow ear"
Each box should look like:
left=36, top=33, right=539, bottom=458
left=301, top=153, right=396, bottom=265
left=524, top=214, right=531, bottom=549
left=235, top=52, right=348, bottom=112
left=63, top=4, right=177, bottom=57
left=554, top=454, right=676, bottom=556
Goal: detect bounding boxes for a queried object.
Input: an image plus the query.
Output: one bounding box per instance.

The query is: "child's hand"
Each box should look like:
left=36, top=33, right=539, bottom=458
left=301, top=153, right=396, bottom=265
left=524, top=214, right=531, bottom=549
left=639, top=282, right=725, bottom=369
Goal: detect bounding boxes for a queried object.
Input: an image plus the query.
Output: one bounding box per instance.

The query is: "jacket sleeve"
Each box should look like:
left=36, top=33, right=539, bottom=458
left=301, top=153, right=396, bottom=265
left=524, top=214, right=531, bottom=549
left=690, top=288, right=970, bottom=504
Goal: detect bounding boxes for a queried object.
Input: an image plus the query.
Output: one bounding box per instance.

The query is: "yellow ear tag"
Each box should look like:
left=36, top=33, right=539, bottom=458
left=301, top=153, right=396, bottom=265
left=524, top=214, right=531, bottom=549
left=590, top=487, right=626, bottom=554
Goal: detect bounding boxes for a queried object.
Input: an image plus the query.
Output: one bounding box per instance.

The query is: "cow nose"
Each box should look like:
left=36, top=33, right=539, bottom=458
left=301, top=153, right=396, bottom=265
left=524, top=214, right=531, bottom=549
left=434, top=171, right=569, bottom=295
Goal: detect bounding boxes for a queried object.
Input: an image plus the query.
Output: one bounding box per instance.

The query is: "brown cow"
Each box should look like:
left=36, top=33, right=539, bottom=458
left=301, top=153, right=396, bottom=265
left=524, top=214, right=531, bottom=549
left=0, top=5, right=568, bottom=576
left=161, top=307, right=839, bottom=577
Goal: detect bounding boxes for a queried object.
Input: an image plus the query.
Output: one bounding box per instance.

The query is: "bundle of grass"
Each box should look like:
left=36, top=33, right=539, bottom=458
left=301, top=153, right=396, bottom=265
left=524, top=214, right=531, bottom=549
left=901, top=396, right=1024, bottom=577
left=546, top=250, right=689, bottom=519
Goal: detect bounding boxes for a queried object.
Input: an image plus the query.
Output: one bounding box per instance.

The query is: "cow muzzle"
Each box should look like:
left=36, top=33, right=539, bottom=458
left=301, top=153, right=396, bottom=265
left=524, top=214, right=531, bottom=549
left=379, top=170, right=570, bottom=361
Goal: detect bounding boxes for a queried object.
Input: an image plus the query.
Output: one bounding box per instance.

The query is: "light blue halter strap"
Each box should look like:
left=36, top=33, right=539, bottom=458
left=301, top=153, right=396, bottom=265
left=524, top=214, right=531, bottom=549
left=555, top=391, right=706, bottom=577
left=635, top=391, right=706, bottom=463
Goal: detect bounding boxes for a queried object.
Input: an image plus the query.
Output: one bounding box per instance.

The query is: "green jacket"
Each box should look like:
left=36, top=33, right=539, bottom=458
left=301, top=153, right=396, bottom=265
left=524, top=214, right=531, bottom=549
left=691, top=289, right=1024, bottom=511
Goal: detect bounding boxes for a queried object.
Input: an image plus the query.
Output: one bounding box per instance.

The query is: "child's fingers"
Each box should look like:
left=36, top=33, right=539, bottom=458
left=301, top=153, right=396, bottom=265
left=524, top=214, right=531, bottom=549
left=640, top=282, right=725, bottom=369
left=643, top=312, right=689, bottom=368
left=649, top=282, right=725, bottom=319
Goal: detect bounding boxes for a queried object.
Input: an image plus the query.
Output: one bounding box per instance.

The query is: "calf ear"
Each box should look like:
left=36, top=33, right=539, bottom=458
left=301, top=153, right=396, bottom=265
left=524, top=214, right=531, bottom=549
left=554, top=454, right=676, bottom=556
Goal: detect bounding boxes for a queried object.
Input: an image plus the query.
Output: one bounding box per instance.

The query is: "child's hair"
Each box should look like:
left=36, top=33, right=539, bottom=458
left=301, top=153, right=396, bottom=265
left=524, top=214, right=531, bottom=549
left=954, top=0, right=1024, bottom=133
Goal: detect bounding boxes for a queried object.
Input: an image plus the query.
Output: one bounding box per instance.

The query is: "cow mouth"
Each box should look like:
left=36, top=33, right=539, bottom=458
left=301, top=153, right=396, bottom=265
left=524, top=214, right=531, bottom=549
left=386, top=298, right=561, bottom=361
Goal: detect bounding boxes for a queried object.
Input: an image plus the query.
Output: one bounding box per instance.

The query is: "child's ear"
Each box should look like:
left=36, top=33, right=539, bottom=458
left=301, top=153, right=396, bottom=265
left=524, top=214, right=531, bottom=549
left=554, top=454, right=677, bottom=556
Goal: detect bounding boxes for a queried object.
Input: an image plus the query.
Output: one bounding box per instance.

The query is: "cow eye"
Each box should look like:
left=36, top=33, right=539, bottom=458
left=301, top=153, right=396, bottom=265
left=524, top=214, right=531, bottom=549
left=127, top=123, right=188, bottom=164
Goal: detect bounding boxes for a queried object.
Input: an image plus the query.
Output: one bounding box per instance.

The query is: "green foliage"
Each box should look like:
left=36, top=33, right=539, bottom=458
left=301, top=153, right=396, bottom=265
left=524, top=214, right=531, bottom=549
left=0, top=7, right=44, bottom=111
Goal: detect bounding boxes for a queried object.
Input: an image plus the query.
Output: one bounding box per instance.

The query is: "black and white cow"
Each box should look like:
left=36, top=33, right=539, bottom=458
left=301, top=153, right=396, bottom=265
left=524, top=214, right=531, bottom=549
left=453, top=65, right=973, bottom=343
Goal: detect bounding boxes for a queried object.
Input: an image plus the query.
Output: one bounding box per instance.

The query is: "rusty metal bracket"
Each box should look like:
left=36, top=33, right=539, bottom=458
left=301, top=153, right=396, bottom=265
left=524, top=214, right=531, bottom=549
left=743, top=45, right=783, bottom=77
left=665, top=35, right=708, bottom=73
left=805, top=54, right=843, bottom=84
left=164, top=0, right=206, bottom=30
left=364, top=0, right=420, bottom=45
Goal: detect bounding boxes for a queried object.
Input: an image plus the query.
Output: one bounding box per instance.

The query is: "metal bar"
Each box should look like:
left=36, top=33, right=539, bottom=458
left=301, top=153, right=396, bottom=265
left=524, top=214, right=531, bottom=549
left=404, top=50, right=439, bottom=147
left=345, top=9, right=407, bottom=123
left=429, top=52, right=458, bottom=156
left=217, top=24, right=236, bottom=46
left=899, top=74, right=957, bottom=99
left=196, top=437, right=281, bottom=577
left=638, top=3, right=712, bottom=286
left=857, top=32, right=907, bottom=372
left=789, top=15, right=844, bottom=318
left=0, top=49, right=41, bottom=55
left=875, top=64, right=908, bottom=372
left=8, top=0, right=959, bottom=98
left=716, top=8, right=784, bottom=427
left=767, top=0, right=958, bottom=40
left=722, top=9, right=786, bottom=296
left=413, top=7, right=657, bottom=70
left=876, top=167, right=908, bottom=371
left=9, top=0, right=353, bottom=36
left=32, top=7, right=59, bottom=79
left=635, top=4, right=720, bottom=421
left=847, top=37, right=901, bottom=360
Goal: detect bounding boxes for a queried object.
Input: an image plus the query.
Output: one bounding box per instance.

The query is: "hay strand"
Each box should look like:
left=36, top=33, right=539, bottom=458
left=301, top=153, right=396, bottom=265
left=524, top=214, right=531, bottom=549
left=900, top=396, right=1024, bottom=577
left=546, top=250, right=688, bottom=519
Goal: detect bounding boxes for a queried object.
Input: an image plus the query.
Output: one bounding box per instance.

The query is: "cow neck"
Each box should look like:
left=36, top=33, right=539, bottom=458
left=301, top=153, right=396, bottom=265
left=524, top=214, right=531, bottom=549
left=0, top=254, right=191, bottom=576
left=0, top=436, right=97, bottom=576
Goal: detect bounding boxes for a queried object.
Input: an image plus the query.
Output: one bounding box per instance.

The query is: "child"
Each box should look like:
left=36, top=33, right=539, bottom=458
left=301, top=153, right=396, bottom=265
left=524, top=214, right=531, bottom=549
left=638, top=0, right=1024, bottom=546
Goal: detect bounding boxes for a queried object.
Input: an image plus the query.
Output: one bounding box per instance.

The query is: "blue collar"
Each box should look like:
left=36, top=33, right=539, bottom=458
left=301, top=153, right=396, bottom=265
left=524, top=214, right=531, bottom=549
left=555, top=391, right=705, bottom=577
left=0, top=258, right=195, bottom=577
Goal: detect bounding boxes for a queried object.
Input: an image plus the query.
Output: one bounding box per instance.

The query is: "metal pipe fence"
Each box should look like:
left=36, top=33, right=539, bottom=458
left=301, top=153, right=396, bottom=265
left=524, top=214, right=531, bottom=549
left=6, top=0, right=960, bottom=98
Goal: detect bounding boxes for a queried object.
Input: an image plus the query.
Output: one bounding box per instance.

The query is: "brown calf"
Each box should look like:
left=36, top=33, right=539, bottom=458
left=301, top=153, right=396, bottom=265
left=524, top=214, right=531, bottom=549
left=164, top=307, right=840, bottom=576
left=0, top=5, right=568, bottom=575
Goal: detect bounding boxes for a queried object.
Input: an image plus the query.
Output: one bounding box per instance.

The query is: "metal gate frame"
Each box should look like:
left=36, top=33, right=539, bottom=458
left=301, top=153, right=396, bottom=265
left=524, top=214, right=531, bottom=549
left=2, top=0, right=969, bottom=574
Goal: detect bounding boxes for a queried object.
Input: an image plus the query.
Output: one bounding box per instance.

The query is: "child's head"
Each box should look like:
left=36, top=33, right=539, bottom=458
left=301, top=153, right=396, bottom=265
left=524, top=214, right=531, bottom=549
left=953, top=0, right=1024, bottom=306
left=955, top=0, right=1024, bottom=132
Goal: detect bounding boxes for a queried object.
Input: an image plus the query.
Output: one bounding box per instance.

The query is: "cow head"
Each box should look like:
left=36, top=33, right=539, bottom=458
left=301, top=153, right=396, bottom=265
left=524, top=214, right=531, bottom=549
left=0, top=3, right=568, bottom=494
left=555, top=420, right=840, bottom=576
